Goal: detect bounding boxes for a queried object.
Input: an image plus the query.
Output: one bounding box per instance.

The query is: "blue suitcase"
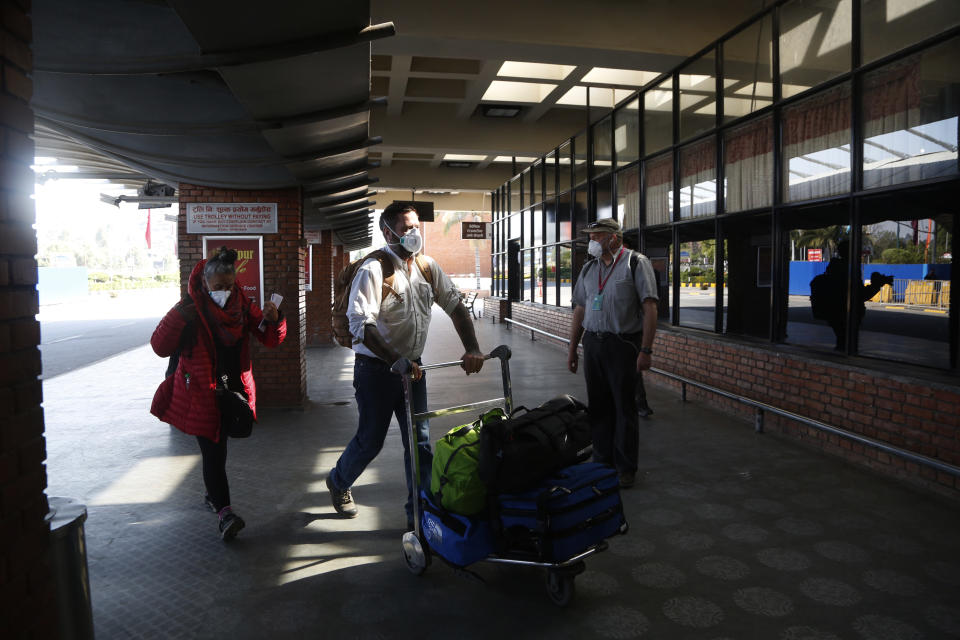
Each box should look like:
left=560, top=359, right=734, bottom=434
left=496, top=462, right=627, bottom=562
left=420, top=490, right=494, bottom=567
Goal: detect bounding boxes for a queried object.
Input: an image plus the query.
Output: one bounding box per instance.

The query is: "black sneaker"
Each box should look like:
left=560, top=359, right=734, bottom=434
left=326, top=475, right=359, bottom=518
left=203, top=494, right=217, bottom=513
left=619, top=472, right=637, bottom=489
left=638, top=404, right=654, bottom=418
left=219, top=511, right=245, bottom=541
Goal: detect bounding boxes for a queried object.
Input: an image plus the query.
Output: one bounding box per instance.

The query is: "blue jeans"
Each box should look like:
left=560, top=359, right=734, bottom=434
left=329, top=354, right=431, bottom=522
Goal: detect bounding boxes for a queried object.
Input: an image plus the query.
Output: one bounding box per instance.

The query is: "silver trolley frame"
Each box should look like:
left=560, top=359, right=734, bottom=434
left=395, top=344, right=611, bottom=607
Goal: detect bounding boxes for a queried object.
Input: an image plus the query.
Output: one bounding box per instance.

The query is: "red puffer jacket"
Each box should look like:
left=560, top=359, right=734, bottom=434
left=150, top=260, right=287, bottom=441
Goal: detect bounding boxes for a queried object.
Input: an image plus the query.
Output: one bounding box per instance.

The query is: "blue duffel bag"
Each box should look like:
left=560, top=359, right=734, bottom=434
left=420, top=490, right=494, bottom=567
left=497, top=462, right=627, bottom=562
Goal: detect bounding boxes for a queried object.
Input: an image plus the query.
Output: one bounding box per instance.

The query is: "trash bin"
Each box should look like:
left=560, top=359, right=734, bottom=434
left=47, top=496, right=95, bottom=640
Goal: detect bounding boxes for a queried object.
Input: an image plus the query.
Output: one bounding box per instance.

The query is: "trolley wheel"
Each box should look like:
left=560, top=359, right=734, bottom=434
left=401, top=531, right=431, bottom=576
left=545, top=569, right=576, bottom=607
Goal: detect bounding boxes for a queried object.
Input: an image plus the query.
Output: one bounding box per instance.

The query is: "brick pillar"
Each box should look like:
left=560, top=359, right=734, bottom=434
left=177, top=184, right=306, bottom=407
left=0, top=1, right=58, bottom=635
left=305, top=230, right=335, bottom=346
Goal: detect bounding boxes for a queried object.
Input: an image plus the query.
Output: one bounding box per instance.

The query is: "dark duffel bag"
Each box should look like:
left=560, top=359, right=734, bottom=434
left=496, top=462, right=627, bottom=562
left=478, top=394, right=592, bottom=494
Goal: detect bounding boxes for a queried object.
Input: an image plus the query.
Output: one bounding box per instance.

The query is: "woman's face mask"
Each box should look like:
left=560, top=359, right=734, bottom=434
left=209, top=290, right=231, bottom=308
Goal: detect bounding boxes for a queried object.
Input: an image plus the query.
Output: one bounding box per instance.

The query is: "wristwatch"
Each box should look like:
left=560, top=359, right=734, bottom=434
left=639, top=346, right=653, bottom=355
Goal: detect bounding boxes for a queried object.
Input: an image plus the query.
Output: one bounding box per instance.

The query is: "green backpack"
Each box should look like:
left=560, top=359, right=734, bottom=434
left=431, top=407, right=507, bottom=516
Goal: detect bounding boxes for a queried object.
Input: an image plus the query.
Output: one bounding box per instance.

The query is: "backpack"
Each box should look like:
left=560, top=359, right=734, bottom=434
left=809, top=272, right=840, bottom=321
left=478, top=395, right=593, bottom=494
left=431, top=408, right=507, bottom=515
left=331, top=250, right=434, bottom=348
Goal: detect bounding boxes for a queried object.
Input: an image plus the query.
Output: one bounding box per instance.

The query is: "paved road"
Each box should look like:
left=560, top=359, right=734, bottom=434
left=38, top=288, right=178, bottom=379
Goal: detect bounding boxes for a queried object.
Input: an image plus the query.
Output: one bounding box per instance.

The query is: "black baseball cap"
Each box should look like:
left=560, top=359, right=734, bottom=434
left=583, top=218, right=622, bottom=234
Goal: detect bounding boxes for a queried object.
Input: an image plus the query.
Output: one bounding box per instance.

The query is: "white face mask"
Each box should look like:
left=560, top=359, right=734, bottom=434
left=587, top=239, right=604, bottom=259
left=386, top=226, right=423, bottom=255
left=209, top=290, right=231, bottom=308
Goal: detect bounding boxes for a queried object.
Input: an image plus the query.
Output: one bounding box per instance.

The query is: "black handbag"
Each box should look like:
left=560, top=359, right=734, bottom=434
left=216, top=374, right=254, bottom=438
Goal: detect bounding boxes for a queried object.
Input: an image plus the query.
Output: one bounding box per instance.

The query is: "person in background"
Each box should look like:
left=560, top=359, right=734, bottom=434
left=567, top=218, right=659, bottom=489
left=150, top=247, right=286, bottom=541
left=326, top=203, right=484, bottom=530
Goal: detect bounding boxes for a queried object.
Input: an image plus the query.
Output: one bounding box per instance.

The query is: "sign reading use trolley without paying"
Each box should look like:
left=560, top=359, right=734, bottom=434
left=187, top=203, right=278, bottom=234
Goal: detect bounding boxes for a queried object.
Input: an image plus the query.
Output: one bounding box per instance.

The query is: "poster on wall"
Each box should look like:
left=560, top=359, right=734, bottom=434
left=187, top=203, right=278, bottom=234
left=305, top=245, right=312, bottom=291
left=203, top=236, right=264, bottom=308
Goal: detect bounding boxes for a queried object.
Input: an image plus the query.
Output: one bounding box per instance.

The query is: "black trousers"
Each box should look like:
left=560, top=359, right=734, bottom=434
left=196, top=435, right=230, bottom=511
left=582, top=331, right=640, bottom=474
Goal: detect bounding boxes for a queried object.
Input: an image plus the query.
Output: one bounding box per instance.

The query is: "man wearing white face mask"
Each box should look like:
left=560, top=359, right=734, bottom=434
left=326, top=203, right=485, bottom=529
left=567, top=218, right=658, bottom=489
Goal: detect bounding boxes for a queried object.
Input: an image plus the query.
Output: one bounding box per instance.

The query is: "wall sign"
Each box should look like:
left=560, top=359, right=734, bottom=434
left=305, top=245, right=313, bottom=291
left=203, top=236, right=264, bottom=308
left=188, top=203, right=278, bottom=234
left=461, top=221, right=489, bottom=240
left=304, top=230, right=322, bottom=244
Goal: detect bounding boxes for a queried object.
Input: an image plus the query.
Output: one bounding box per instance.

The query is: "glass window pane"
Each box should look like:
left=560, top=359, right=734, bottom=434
left=722, top=214, right=771, bottom=338
left=644, top=229, right=674, bottom=323
left=784, top=204, right=850, bottom=351
left=545, top=198, right=557, bottom=244
left=545, top=246, right=558, bottom=306
left=863, top=37, right=960, bottom=190
left=521, top=168, right=531, bottom=209
left=679, top=226, right=718, bottom=331
left=574, top=132, right=589, bottom=186
left=724, top=116, right=774, bottom=212
left=595, top=175, right=613, bottom=220
left=530, top=162, right=542, bottom=205
left=645, top=77, right=674, bottom=155
left=574, top=188, right=589, bottom=234
left=615, top=98, right=640, bottom=168
left=559, top=193, right=572, bottom=241
left=523, top=250, right=533, bottom=301
left=617, top=165, right=641, bottom=230
left=545, top=151, right=557, bottom=199
left=532, top=248, right=543, bottom=303
left=679, top=137, right=717, bottom=219
left=723, top=15, right=773, bottom=122
left=782, top=83, right=851, bottom=202
left=645, top=152, right=674, bottom=226
left=780, top=0, right=852, bottom=99
left=679, top=52, right=717, bottom=141
left=862, top=0, right=960, bottom=64
left=858, top=211, right=952, bottom=368
left=559, top=244, right=574, bottom=307
left=558, top=142, right=572, bottom=193
left=593, top=115, right=613, bottom=175
left=510, top=175, right=521, bottom=214
left=533, top=207, right=543, bottom=246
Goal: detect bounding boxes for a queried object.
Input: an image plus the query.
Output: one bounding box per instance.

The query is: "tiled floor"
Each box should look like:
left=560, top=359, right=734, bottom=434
left=43, top=312, right=960, bottom=639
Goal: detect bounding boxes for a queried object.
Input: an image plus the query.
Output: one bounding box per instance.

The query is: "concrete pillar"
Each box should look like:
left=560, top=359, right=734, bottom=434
left=176, top=184, right=306, bottom=407
left=0, top=0, right=58, bottom=634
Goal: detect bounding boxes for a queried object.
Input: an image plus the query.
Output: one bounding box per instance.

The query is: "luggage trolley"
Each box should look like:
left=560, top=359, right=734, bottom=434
left=394, top=344, right=613, bottom=606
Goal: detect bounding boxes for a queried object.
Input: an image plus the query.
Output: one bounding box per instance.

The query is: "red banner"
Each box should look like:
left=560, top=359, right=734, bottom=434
left=203, top=236, right=263, bottom=308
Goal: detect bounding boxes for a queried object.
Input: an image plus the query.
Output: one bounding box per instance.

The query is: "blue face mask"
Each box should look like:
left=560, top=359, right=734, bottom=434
left=209, top=290, right=231, bottom=308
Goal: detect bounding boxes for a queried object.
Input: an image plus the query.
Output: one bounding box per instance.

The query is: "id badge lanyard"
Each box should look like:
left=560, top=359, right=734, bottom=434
left=592, top=247, right=625, bottom=310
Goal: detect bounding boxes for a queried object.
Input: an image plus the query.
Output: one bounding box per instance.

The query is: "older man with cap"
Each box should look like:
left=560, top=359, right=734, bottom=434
left=567, top=218, right=659, bottom=488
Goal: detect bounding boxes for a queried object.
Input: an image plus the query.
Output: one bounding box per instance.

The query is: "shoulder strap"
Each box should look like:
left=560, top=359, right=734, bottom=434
left=363, top=249, right=402, bottom=302
left=414, top=254, right=437, bottom=295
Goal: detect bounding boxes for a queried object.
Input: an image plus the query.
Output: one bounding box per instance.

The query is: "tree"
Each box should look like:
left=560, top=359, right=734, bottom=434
left=881, top=247, right=923, bottom=264
left=793, top=225, right=846, bottom=260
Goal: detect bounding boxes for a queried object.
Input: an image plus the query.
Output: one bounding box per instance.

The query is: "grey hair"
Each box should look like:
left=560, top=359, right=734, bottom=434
left=203, top=246, right=237, bottom=279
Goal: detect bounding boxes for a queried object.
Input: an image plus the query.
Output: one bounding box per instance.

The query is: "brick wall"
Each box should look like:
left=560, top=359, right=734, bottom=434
left=0, top=0, right=58, bottom=634
left=421, top=216, right=491, bottom=284
left=177, top=184, right=306, bottom=407
left=306, top=230, right=342, bottom=347
left=497, top=301, right=960, bottom=500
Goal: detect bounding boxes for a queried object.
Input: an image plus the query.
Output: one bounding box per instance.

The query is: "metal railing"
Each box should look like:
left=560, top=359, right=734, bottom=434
left=870, top=278, right=950, bottom=311
left=503, top=317, right=960, bottom=479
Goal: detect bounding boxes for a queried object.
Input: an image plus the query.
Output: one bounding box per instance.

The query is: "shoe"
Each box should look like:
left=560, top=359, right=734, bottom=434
left=326, top=475, right=359, bottom=518
left=218, top=509, right=245, bottom=541
left=203, top=494, right=217, bottom=513
left=638, top=404, right=654, bottom=418
left=619, top=472, right=636, bottom=489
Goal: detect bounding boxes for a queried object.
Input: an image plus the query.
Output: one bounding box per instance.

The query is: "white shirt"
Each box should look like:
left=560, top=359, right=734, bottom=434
left=348, top=245, right=462, bottom=360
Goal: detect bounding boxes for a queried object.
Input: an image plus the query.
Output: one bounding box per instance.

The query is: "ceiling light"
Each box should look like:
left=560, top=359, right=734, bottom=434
left=581, top=68, right=661, bottom=86
left=481, top=104, right=522, bottom=118
left=442, top=153, right=487, bottom=162
left=497, top=61, right=576, bottom=81
left=482, top=80, right=558, bottom=103
left=493, top=156, right=537, bottom=163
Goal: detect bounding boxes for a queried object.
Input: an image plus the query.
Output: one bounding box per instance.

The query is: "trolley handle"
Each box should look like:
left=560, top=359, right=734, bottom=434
left=391, top=344, right=511, bottom=375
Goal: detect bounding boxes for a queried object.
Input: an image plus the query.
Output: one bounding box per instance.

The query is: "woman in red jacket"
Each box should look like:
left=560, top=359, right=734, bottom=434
left=151, top=247, right=286, bottom=540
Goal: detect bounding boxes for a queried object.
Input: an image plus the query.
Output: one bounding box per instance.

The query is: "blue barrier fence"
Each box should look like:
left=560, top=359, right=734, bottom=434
left=788, top=262, right=951, bottom=296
